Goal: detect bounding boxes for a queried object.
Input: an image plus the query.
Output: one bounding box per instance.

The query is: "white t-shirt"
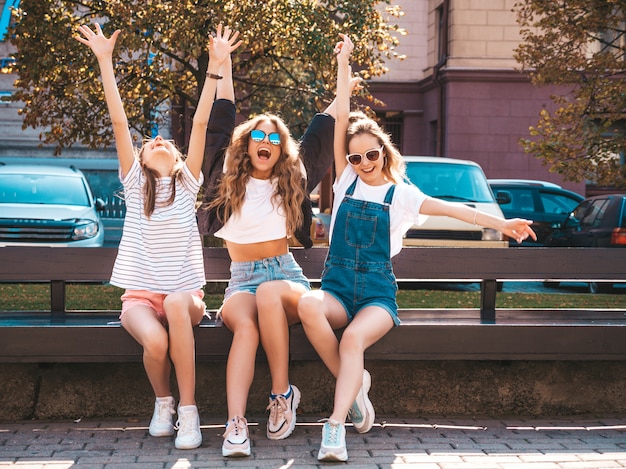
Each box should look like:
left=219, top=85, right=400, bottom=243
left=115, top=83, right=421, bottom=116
left=110, top=159, right=206, bottom=293
left=330, top=165, right=428, bottom=257
left=214, top=177, right=288, bottom=244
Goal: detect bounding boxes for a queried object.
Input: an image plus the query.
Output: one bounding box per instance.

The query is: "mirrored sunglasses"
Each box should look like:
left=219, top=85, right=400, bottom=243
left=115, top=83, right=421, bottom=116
left=250, top=129, right=281, bottom=146
left=346, top=145, right=384, bottom=165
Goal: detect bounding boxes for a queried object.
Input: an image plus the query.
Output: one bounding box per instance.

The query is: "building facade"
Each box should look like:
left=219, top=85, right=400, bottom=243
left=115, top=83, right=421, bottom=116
left=369, top=0, right=586, bottom=195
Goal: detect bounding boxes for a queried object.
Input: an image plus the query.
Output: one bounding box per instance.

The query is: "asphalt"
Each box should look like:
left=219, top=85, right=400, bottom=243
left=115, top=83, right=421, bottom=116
left=1, top=414, right=626, bottom=468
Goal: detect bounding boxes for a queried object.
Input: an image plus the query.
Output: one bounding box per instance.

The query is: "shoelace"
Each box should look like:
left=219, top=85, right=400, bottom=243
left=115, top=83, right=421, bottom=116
left=266, top=396, right=289, bottom=426
left=156, top=401, right=175, bottom=424
left=175, top=412, right=196, bottom=434
left=223, top=416, right=247, bottom=439
left=324, top=421, right=341, bottom=445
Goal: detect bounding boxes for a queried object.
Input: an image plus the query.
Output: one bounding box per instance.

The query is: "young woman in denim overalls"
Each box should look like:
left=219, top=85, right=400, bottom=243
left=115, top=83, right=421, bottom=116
left=299, top=35, right=538, bottom=462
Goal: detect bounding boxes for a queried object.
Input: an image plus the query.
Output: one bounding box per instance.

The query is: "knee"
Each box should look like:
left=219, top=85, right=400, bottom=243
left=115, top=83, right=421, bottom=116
left=230, top=317, right=259, bottom=342
left=142, top=331, right=169, bottom=360
left=298, top=294, right=321, bottom=324
left=339, top=327, right=364, bottom=355
left=163, top=292, right=190, bottom=324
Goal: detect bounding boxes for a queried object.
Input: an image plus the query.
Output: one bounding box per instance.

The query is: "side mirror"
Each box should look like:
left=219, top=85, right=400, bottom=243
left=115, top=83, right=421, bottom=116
left=495, top=190, right=511, bottom=205
left=95, top=198, right=106, bottom=211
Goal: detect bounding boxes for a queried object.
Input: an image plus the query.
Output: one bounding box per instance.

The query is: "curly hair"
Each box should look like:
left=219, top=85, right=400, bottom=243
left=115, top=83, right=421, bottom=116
left=137, top=139, right=185, bottom=217
left=208, top=114, right=306, bottom=237
left=346, top=112, right=407, bottom=185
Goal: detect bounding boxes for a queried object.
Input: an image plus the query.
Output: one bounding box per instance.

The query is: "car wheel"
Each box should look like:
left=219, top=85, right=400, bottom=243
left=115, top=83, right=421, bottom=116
left=588, top=282, right=613, bottom=294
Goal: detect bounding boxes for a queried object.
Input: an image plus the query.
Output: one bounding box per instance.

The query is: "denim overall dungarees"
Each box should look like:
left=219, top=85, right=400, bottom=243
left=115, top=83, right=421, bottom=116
left=321, top=177, right=401, bottom=326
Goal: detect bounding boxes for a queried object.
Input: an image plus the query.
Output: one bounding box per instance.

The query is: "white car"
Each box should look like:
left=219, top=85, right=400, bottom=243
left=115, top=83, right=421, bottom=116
left=0, top=164, right=105, bottom=247
left=403, top=156, right=507, bottom=247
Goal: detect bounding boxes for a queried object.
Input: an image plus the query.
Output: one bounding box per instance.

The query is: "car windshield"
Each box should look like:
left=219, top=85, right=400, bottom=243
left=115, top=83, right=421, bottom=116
left=0, top=174, right=90, bottom=206
left=405, top=162, right=495, bottom=203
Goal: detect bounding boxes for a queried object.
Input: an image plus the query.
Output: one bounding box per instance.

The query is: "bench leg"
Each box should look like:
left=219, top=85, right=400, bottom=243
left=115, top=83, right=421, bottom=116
left=480, top=279, right=497, bottom=324
left=50, top=280, right=66, bottom=323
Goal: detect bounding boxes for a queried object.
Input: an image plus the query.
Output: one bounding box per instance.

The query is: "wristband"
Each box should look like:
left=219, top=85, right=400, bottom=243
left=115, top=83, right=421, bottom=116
left=206, top=72, right=223, bottom=80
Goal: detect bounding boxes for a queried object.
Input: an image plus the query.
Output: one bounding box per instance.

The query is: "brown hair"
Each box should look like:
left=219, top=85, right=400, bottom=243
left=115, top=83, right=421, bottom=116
left=208, top=114, right=306, bottom=236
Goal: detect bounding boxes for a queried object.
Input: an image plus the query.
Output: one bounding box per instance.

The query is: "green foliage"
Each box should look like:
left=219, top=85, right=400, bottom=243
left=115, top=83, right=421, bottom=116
left=514, top=0, right=626, bottom=188
left=7, top=0, right=404, bottom=154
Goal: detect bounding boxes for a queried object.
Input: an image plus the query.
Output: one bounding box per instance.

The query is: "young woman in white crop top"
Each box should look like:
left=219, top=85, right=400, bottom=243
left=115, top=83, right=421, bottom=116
left=201, top=38, right=351, bottom=455
left=76, top=23, right=241, bottom=450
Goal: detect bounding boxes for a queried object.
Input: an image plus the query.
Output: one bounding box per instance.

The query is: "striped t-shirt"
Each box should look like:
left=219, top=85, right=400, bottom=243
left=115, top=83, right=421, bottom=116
left=110, top=159, right=206, bottom=293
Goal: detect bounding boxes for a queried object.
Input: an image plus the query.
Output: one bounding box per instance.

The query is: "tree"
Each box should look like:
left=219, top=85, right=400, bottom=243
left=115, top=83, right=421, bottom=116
left=514, top=0, right=626, bottom=188
left=7, top=0, right=405, bottom=154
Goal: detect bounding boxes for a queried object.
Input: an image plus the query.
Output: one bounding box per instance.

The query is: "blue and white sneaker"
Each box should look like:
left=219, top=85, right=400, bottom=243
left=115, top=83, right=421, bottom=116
left=348, top=369, right=375, bottom=433
left=318, top=419, right=348, bottom=462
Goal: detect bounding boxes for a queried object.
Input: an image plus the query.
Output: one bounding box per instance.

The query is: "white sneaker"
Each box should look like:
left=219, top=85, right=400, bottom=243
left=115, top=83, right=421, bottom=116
left=222, top=416, right=251, bottom=457
left=348, top=369, right=375, bottom=433
left=148, top=396, right=175, bottom=437
left=175, top=405, right=202, bottom=450
left=318, top=419, right=348, bottom=462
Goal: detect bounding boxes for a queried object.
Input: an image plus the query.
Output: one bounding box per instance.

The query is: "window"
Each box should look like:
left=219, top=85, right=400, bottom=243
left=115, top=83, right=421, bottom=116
left=540, top=191, right=582, bottom=215
left=376, top=111, right=403, bottom=152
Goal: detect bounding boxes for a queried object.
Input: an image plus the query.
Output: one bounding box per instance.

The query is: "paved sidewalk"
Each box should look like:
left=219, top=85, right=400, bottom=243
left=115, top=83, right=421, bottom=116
left=1, top=415, right=625, bottom=468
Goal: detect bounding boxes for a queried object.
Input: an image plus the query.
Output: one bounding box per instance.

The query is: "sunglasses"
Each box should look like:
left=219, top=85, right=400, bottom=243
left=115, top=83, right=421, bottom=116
left=346, top=146, right=384, bottom=166
left=250, top=129, right=281, bottom=146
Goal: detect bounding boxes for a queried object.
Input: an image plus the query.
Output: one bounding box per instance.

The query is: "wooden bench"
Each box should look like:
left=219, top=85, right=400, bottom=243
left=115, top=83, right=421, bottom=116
left=1, top=246, right=625, bottom=363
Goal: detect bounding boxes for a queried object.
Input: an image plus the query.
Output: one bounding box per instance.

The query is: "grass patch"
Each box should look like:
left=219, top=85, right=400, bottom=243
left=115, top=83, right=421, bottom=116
left=1, top=283, right=625, bottom=311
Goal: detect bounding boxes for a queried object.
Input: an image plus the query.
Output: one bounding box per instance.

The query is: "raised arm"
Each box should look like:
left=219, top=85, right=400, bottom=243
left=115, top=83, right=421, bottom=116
left=186, top=24, right=242, bottom=178
left=333, top=34, right=354, bottom=181
left=75, top=24, right=135, bottom=176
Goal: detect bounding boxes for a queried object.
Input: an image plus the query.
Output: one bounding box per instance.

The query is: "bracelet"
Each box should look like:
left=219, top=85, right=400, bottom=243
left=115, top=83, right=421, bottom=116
left=473, top=209, right=478, bottom=225
left=206, top=72, right=223, bottom=80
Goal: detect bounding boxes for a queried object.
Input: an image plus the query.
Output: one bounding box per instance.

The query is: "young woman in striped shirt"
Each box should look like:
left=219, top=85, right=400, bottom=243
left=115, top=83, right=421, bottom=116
left=76, top=23, right=241, bottom=450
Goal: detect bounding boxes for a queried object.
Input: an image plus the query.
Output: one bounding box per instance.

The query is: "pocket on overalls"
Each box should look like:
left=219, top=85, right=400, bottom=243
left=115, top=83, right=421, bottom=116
left=345, top=212, right=377, bottom=248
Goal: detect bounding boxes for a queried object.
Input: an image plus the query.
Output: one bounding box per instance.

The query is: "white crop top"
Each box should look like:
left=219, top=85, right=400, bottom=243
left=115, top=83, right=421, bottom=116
left=214, top=177, right=288, bottom=243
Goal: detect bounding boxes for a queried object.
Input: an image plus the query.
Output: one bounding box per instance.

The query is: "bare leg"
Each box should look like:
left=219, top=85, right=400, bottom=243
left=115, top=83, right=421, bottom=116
left=297, top=290, right=348, bottom=378
left=220, top=293, right=259, bottom=420
left=257, top=280, right=308, bottom=394
left=329, top=306, right=393, bottom=423
left=121, top=306, right=171, bottom=398
left=163, top=292, right=206, bottom=406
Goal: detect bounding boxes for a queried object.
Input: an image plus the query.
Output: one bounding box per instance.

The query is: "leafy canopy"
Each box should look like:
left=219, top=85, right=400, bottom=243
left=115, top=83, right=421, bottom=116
left=514, top=0, right=626, bottom=188
left=7, top=0, right=405, bottom=154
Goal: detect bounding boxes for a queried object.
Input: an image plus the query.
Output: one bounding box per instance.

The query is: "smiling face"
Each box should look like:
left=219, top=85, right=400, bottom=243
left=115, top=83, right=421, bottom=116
left=347, top=133, right=387, bottom=186
left=140, top=135, right=179, bottom=176
left=247, top=120, right=282, bottom=179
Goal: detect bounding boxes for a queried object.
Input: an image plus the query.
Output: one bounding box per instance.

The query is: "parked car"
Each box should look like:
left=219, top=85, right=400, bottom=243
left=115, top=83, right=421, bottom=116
left=488, top=179, right=584, bottom=246
left=0, top=164, right=105, bottom=247
left=544, top=194, right=626, bottom=293
left=403, top=156, right=507, bottom=247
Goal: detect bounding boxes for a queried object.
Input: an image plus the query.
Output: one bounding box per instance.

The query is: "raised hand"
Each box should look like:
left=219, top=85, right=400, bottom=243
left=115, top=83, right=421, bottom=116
left=334, top=33, right=354, bottom=62
left=209, top=24, right=243, bottom=67
left=75, top=23, right=120, bottom=60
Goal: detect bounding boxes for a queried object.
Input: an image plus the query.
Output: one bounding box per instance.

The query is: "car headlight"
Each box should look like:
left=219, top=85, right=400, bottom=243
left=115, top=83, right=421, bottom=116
left=72, top=220, right=99, bottom=240
left=482, top=228, right=503, bottom=241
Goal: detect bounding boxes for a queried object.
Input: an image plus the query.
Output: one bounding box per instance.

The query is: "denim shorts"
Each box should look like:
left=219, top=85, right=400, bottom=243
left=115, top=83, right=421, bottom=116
left=223, top=252, right=310, bottom=301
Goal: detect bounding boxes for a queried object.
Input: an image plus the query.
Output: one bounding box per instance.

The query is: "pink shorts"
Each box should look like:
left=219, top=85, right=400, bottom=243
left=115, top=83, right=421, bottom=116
left=120, top=289, right=205, bottom=324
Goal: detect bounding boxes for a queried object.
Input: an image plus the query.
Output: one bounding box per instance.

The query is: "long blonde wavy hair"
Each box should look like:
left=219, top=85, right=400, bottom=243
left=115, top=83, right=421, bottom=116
left=209, top=114, right=306, bottom=236
left=137, top=139, right=185, bottom=217
left=346, top=112, right=406, bottom=184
